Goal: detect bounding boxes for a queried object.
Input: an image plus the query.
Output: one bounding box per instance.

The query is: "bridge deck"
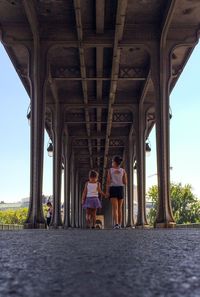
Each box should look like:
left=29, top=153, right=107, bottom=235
left=1, top=229, right=200, bottom=297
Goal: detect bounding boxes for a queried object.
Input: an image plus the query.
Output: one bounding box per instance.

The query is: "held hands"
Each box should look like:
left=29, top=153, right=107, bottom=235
left=99, top=192, right=108, bottom=198
left=105, top=192, right=110, bottom=199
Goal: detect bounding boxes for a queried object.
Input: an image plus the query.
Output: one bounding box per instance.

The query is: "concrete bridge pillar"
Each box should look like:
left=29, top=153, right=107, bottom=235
left=135, top=105, right=149, bottom=228
left=77, top=176, right=81, bottom=228
left=126, top=135, right=135, bottom=227
left=70, top=152, right=75, bottom=228
left=78, top=176, right=84, bottom=228
left=24, top=46, right=46, bottom=228
left=74, top=169, right=79, bottom=228
left=122, top=186, right=127, bottom=228
left=80, top=181, right=85, bottom=228
left=153, top=48, right=175, bottom=228
left=50, top=105, right=63, bottom=228
left=63, top=138, right=70, bottom=228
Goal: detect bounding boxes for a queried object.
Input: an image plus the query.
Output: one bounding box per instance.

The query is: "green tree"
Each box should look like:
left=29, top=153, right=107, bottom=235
left=0, top=208, right=28, bottom=225
left=147, top=183, right=200, bottom=225
left=0, top=206, right=48, bottom=225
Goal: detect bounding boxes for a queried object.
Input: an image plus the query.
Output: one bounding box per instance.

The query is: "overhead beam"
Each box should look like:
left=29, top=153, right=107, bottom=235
left=22, top=0, right=39, bottom=40
left=73, top=0, right=93, bottom=168
left=49, top=80, right=59, bottom=104
left=65, top=121, right=132, bottom=124
left=63, top=103, right=134, bottom=109
left=72, top=135, right=126, bottom=140
left=53, top=77, right=146, bottom=81
left=96, top=0, right=105, bottom=34
left=73, top=145, right=125, bottom=148
left=139, top=70, right=151, bottom=106
left=47, top=102, right=153, bottom=111
left=96, top=0, right=105, bottom=169
left=161, top=0, right=178, bottom=49
left=102, top=0, right=128, bottom=184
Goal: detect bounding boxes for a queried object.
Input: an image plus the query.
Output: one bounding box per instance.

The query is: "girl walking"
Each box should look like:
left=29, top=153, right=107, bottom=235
left=82, top=170, right=106, bottom=228
left=106, top=156, right=127, bottom=229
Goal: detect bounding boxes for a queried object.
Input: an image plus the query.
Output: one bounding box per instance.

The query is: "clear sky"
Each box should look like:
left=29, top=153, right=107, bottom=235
left=0, top=42, right=200, bottom=202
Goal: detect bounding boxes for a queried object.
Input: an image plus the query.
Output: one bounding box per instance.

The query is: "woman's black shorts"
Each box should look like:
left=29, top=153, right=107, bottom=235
left=109, top=186, right=124, bottom=199
left=46, top=217, right=51, bottom=226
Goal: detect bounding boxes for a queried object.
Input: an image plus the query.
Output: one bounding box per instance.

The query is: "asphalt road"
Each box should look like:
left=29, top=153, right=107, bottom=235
left=1, top=228, right=200, bottom=297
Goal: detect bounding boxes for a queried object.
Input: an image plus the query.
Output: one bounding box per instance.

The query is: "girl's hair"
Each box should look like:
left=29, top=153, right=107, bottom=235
left=89, top=170, right=99, bottom=179
left=112, top=155, right=123, bottom=166
left=47, top=201, right=52, bottom=207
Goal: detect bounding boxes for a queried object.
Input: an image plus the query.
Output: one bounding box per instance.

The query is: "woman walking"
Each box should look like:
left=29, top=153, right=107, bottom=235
left=106, top=156, right=127, bottom=229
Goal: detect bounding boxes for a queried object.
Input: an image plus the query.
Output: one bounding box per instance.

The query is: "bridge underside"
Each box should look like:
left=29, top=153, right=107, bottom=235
left=0, top=0, right=199, bottom=228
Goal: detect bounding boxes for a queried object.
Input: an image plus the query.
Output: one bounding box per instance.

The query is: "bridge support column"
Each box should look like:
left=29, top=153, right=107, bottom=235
left=126, top=135, right=134, bottom=228
left=80, top=181, right=85, bottom=228
left=78, top=184, right=82, bottom=228
left=80, top=182, right=84, bottom=228
left=51, top=105, right=63, bottom=228
left=24, top=46, right=46, bottom=229
left=70, top=152, right=75, bottom=228
left=63, top=138, right=70, bottom=228
left=135, top=106, right=149, bottom=228
left=153, top=49, right=175, bottom=228
left=74, top=170, right=79, bottom=228
left=122, top=186, right=127, bottom=228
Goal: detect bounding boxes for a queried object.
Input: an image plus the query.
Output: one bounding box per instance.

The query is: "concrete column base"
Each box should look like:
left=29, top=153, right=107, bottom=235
left=49, top=224, right=63, bottom=229
left=63, top=225, right=70, bottom=229
left=135, top=224, right=150, bottom=229
left=154, top=222, right=176, bottom=228
left=126, top=224, right=135, bottom=229
left=24, top=223, right=46, bottom=229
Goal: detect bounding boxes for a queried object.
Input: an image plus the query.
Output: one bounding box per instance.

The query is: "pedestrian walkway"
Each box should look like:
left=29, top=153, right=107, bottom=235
left=0, top=229, right=200, bottom=297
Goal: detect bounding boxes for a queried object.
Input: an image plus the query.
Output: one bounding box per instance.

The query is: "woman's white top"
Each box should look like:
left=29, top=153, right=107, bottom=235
left=87, top=182, right=99, bottom=197
left=110, top=167, right=125, bottom=186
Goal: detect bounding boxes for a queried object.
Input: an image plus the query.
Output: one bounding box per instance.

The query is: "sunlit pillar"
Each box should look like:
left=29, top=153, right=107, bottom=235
left=135, top=105, right=148, bottom=228
left=63, top=136, right=70, bottom=228
left=50, top=104, right=63, bottom=228
left=25, top=45, right=47, bottom=229
left=126, top=135, right=134, bottom=227
left=152, top=48, right=175, bottom=228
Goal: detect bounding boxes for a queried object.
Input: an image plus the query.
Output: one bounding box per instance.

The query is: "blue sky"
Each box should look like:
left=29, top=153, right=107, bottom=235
left=0, top=42, right=200, bottom=202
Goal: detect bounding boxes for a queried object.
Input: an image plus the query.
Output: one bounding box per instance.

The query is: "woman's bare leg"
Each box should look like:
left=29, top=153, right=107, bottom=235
left=111, top=198, right=118, bottom=225
left=118, top=199, right=124, bottom=226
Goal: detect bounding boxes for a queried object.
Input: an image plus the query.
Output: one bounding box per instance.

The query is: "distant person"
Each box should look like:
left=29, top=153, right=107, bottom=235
left=82, top=170, right=106, bottom=229
left=106, top=156, right=127, bottom=229
left=46, top=201, right=53, bottom=229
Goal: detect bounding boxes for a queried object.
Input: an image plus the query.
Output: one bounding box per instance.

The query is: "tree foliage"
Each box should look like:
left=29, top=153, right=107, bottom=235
left=0, top=208, right=28, bottom=225
left=0, top=206, right=49, bottom=225
left=147, top=183, right=200, bottom=225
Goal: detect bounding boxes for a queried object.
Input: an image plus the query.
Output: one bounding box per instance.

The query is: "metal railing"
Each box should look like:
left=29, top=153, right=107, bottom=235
left=0, top=224, right=24, bottom=230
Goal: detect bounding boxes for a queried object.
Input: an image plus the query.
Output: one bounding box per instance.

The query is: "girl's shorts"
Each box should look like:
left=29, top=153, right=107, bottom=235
left=83, top=196, right=102, bottom=209
left=109, top=186, right=124, bottom=199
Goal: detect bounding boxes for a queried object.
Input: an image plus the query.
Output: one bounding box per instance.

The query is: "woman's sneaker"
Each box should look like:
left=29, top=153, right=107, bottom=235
left=113, top=224, right=120, bottom=229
